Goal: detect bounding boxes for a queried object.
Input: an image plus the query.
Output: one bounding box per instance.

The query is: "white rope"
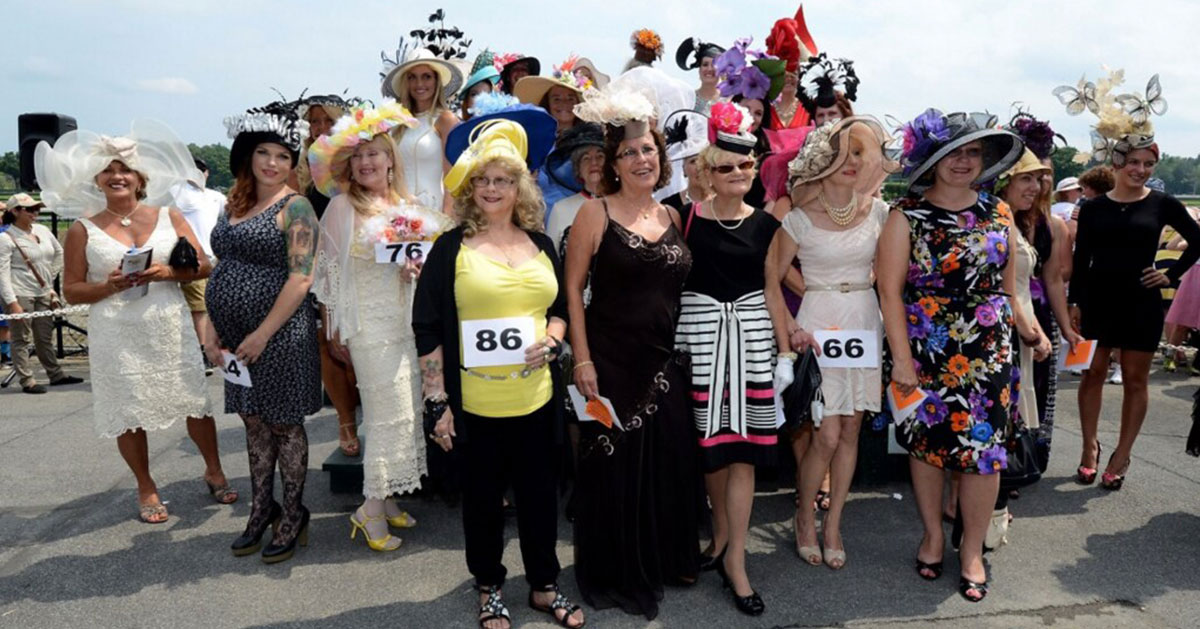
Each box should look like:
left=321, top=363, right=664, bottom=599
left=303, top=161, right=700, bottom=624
left=0, top=304, right=89, bottom=322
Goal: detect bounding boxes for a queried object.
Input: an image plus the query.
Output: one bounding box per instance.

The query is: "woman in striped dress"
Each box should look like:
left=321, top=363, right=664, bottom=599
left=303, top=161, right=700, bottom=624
left=674, top=102, right=781, bottom=617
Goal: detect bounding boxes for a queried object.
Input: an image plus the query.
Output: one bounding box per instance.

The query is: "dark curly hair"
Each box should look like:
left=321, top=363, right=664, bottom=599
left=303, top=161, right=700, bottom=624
left=600, top=126, right=672, bottom=196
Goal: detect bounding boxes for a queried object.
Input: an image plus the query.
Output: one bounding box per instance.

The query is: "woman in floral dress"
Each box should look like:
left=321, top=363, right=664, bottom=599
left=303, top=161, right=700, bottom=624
left=878, top=110, right=1023, bottom=603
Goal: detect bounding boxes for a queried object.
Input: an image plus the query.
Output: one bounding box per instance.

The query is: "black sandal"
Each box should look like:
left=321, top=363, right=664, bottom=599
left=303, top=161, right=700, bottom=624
left=959, top=576, right=989, bottom=602
left=529, top=583, right=585, bottom=628
left=915, top=558, right=943, bottom=581
left=476, top=585, right=511, bottom=629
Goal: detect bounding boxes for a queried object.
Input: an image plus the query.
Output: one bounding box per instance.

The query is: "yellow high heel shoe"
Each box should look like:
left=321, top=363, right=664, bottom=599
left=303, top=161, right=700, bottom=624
left=386, top=510, right=417, bottom=529
left=349, top=511, right=403, bottom=552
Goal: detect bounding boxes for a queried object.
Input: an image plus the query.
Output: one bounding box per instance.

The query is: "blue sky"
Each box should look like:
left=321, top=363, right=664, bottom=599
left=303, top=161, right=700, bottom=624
left=4, top=0, right=1198, bottom=157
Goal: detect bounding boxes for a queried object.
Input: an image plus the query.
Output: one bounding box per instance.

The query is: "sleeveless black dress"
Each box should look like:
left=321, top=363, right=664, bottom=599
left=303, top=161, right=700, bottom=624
left=573, top=206, right=700, bottom=620
left=206, top=195, right=322, bottom=425
left=1028, top=218, right=1058, bottom=468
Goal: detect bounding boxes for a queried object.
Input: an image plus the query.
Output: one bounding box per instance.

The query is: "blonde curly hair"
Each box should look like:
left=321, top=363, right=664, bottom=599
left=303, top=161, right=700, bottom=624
left=696, top=144, right=757, bottom=194
left=452, top=154, right=545, bottom=237
left=331, top=133, right=414, bottom=215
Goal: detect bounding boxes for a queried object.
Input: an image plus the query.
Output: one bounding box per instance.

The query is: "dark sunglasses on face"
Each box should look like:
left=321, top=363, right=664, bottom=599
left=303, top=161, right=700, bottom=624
left=713, top=161, right=755, bottom=175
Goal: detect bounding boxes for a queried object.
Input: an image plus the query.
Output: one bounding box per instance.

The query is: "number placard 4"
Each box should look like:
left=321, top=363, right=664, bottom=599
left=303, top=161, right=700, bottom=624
left=812, top=329, right=879, bottom=369
left=375, top=241, right=433, bottom=265
left=220, top=350, right=253, bottom=387
left=461, top=316, right=536, bottom=368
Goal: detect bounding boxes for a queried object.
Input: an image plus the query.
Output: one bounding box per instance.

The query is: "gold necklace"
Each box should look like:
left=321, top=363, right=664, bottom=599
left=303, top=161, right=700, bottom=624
left=104, top=205, right=139, bottom=227
left=819, top=190, right=858, bottom=226
left=776, top=98, right=798, bottom=125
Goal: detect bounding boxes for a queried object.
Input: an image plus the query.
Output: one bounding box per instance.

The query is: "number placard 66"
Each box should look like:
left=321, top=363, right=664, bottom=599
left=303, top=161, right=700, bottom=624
left=812, top=329, right=879, bottom=369
left=461, top=316, right=536, bottom=368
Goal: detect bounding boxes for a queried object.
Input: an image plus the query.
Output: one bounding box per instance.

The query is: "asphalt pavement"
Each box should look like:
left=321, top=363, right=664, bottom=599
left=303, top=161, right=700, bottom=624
left=1, top=357, right=1198, bottom=628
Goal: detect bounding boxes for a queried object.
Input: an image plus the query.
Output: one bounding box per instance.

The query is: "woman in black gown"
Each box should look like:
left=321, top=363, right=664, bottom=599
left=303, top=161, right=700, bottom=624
left=566, top=91, right=700, bottom=620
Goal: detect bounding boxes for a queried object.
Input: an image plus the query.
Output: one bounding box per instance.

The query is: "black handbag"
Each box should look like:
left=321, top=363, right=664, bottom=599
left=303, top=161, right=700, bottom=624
left=780, top=350, right=823, bottom=431
left=1000, top=425, right=1043, bottom=490
left=167, top=236, right=200, bottom=270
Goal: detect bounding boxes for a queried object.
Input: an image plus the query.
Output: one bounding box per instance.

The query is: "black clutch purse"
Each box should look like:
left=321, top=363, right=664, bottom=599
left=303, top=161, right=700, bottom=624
left=780, top=350, right=823, bottom=431
left=167, top=236, right=200, bottom=270
left=1000, top=426, right=1043, bottom=490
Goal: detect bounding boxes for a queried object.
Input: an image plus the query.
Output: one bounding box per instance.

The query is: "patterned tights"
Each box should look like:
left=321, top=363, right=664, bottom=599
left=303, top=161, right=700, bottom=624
left=242, top=415, right=308, bottom=546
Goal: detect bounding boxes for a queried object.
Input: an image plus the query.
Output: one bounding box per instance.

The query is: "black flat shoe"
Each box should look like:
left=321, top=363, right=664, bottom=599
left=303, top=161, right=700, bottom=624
left=698, top=545, right=726, bottom=572
left=22, top=384, right=46, bottom=394
left=959, top=576, right=989, bottom=602
left=731, top=590, right=765, bottom=616
left=50, top=376, right=83, bottom=386
left=231, top=501, right=281, bottom=557
left=262, top=507, right=310, bottom=564
left=915, top=558, right=943, bottom=581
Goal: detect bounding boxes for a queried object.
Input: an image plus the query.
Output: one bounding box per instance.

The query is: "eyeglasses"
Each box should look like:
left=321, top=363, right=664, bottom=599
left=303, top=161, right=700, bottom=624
left=616, top=146, right=658, bottom=161
left=712, top=161, right=756, bottom=174
left=471, top=176, right=516, bottom=190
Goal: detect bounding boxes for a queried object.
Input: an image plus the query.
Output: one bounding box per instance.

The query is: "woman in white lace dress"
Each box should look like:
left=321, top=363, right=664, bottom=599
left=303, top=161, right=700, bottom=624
left=310, top=101, right=445, bottom=551
left=766, top=117, right=896, bottom=569
left=41, top=121, right=237, bottom=524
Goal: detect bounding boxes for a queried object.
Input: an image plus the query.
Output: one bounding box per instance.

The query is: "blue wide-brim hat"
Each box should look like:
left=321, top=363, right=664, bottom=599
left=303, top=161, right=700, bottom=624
left=445, top=102, right=557, bottom=171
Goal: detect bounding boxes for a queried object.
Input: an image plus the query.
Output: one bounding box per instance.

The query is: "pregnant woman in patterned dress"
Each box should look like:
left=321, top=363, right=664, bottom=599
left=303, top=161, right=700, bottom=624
left=879, top=110, right=1023, bottom=602
left=309, top=101, right=442, bottom=551
left=205, top=106, right=322, bottom=563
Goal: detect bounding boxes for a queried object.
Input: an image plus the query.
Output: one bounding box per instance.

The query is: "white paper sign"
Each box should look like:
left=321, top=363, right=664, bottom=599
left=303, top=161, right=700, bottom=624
left=567, top=385, right=623, bottom=430
left=374, top=241, right=433, bottom=265
left=812, top=329, right=879, bottom=369
left=220, top=350, right=252, bottom=387
left=461, top=316, right=536, bottom=368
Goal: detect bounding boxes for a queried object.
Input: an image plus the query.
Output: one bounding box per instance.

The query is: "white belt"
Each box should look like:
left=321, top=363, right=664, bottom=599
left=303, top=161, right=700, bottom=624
left=806, top=282, right=872, bottom=293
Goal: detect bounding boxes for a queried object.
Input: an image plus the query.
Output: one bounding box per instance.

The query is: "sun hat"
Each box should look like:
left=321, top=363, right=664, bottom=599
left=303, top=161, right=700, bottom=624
left=993, top=148, right=1050, bottom=195
left=496, top=53, right=542, bottom=93
left=898, top=109, right=1023, bottom=193
left=1054, top=176, right=1081, bottom=193
left=788, top=116, right=897, bottom=210
left=33, top=119, right=201, bottom=217
left=305, top=100, right=420, bottom=197
left=542, top=122, right=606, bottom=194
left=379, top=38, right=465, bottom=102
left=513, top=55, right=595, bottom=106
left=572, top=58, right=610, bottom=89
left=445, top=93, right=556, bottom=179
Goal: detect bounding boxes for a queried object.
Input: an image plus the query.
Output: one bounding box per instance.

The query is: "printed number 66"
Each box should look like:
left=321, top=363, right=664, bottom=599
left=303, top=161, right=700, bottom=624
left=822, top=337, right=864, bottom=359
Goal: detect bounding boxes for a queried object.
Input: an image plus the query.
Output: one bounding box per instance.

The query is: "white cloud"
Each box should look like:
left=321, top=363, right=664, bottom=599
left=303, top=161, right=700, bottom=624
left=135, top=77, right=199, bottom=95
left=17, top=56, right=65, bottom=80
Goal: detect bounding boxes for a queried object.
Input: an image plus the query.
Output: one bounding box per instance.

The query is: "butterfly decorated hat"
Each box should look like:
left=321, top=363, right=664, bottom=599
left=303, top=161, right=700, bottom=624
left=443, top=92, right=557, bottom=195
left=714, top=36, right=787, bottom=103
left=513, top=55, right=596, bottom=106
left=33, top=119, right=200, bottom=217
left=1053, top=68, right=1166, bottom=166
left=305, top=100, right=421, bottom=197
left=896, top=110, right=1023, bottom=193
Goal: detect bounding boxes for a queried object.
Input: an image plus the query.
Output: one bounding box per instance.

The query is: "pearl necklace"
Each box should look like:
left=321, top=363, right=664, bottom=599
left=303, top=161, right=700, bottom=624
left=708, top=201, right=748, bottom=231
left=105, top=206, right=139, bottom=227
left=819, top=190, right=858, bottom=226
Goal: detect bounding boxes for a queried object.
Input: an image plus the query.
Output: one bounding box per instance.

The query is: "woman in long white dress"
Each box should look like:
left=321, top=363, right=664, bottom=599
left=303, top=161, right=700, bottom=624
left=40, top=121, right=237, bottom=523
left=381, top=43, right=463, bottom=215
left=310, top=101, right=449, bottom=551
left=765, top=117, right=895, bottom=569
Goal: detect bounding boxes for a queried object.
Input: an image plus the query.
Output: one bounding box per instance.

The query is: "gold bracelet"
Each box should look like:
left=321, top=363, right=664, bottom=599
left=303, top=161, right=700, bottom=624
left=573, top=361, right=594, bottom=371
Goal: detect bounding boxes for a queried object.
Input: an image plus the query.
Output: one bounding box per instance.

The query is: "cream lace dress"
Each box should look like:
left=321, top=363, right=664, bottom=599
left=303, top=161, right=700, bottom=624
left=79, top=207, right=211, bottom=438
left=313, top=195, right=426, bottom=498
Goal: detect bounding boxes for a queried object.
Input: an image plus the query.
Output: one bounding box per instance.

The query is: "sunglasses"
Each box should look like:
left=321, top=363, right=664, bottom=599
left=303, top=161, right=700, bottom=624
left=19, top=206, right=42, bottom=214
left=712, top=161, right=755, bottom=174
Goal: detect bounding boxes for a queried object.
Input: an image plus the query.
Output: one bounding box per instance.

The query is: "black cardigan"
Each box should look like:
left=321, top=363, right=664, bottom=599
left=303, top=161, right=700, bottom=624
left=412, top=225, right=570, bottom=443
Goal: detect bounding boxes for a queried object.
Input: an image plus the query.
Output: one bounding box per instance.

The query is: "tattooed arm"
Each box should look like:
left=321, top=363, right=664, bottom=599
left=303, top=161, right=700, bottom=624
left=419, top=347, right=456, bottom=450
left=233, top=195, right=320, bottom=365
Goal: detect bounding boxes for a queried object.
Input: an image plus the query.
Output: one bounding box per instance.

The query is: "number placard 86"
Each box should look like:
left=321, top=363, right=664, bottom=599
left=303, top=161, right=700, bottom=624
left=461, top=316, right=536, bottom=368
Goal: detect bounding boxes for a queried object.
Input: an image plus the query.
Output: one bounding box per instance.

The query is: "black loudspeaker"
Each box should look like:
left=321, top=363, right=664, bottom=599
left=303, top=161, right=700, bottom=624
left=18, top=113, right=77, bottom=190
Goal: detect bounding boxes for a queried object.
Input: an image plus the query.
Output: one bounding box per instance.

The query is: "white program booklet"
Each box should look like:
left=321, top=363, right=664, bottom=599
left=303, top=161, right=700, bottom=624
left=120, top=246, right=153, bottom=299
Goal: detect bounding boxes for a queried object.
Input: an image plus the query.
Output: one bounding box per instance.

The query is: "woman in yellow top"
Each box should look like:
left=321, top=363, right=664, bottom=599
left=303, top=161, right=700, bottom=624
left=413, top=108, right=584, bottom=629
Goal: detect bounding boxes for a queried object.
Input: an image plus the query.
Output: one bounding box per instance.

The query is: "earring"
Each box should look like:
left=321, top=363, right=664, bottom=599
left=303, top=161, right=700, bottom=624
left=388, top=169, right=394, bottom=182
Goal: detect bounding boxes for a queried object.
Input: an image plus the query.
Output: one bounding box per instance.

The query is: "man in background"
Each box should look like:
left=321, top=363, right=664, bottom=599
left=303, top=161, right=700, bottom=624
left=172, top=158, right=225, bottom=373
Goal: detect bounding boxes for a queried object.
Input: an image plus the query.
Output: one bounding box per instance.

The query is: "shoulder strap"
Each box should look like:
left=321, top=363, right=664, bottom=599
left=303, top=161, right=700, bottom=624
left=6, top=231, right=47, bottom=289
left=685, top=202, right=699, bottom=239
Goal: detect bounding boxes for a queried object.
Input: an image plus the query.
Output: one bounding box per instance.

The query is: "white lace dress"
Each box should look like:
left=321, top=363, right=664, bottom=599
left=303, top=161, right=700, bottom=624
left=79, top=207, right=211, bottom=438
left=313, top=196, right=426, bottom=499
left=782, top=198, right=888, bottom=416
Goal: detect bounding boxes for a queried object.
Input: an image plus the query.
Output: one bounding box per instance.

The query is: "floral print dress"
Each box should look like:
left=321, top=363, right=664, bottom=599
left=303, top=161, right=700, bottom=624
left=886, top=194, right=1016, bottom=475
